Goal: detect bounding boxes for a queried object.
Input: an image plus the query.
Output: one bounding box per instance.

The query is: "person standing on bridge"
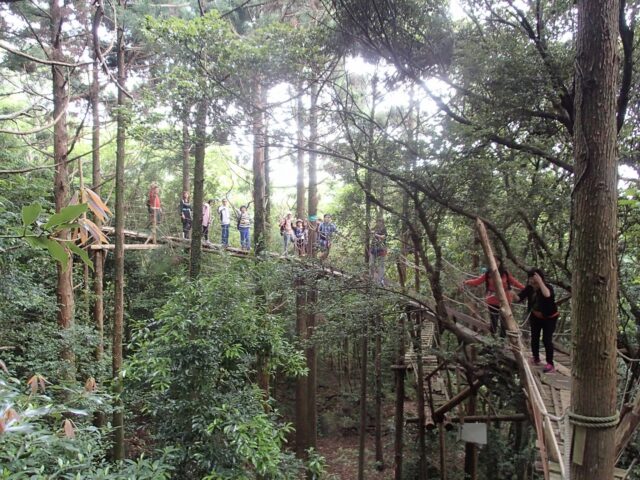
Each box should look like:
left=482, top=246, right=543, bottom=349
left=461, top=257, right=524, bottom=337
left=279, top=212, right=295, bottom=255
left=236, top=205, right=251, bottom=251
left=202, top=199, right=213, bottom=245
left=370, top=217, right=388, bottom=286
left=179, top=191, right=192, bottom=239
left=514, top=269, right=559, bottom=374
left=218, top=198, right=231, bottom=247
left=317, top=213, right=337, bottom=260
left=294, top=219, right=307, bottom=256
left=147, top=183, right=162, bottom=226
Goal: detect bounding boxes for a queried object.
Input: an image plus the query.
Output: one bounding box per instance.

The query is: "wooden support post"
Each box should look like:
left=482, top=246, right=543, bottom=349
left=432, top=380, right=482, bottom=422
left=151, top=207, right=157, bottom=244
left=615, top=388, right=640, bottom=460
left=394, top=310, right=406, bottom=480
left=439, top=423, right=447, bottom=480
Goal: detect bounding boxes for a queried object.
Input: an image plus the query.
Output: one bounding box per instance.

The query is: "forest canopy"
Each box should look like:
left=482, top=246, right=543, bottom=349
left=0, top=0, right=639, bottom=479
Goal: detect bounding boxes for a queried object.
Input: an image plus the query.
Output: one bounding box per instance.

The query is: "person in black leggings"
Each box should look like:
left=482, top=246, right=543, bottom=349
left=514, top=269, right=560, bottom=373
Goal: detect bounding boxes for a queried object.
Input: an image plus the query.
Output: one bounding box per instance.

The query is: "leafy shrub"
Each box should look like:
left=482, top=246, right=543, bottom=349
left=0, top=365, right=173, bottom=479
left=127, top=259, right=307, bottom=479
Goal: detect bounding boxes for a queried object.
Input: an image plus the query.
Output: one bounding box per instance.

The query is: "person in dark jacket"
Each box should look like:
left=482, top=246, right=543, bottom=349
left=514, top=269, right=560, bottom=373
left=179, top=191, right=192, bottom=239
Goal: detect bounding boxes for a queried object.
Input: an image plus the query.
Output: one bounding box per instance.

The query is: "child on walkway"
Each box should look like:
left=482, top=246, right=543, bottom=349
left=236, top=205, right=251, bottom=251
left=514, top=269, right=560, bottom=373
left=179, top=191, right=192, bottom=239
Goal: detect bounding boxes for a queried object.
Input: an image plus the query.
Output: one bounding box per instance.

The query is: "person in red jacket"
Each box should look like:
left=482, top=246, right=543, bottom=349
left=461, top=257, right=524, bottom=337
left=147, top=183, right=162, bottom=225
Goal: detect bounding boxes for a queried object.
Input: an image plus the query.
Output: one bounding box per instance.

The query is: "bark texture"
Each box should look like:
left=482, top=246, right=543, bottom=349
left=252, top=81, right=267, bottom=255
left=111, top=16, right=127, bottom=461
left=571, top=1, right=620, bottom=478
left=189, top=101, right=206, bottom=278
left=51, top=0, right=75, bottom=379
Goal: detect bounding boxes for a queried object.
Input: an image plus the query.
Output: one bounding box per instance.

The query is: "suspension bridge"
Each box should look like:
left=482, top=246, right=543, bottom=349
left=91, top=206, right=638, bottom=480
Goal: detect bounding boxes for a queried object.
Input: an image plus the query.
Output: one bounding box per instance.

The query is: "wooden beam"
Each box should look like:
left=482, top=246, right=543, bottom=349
left=407, top=414, right=527, bottom=424
left=432, top=379, right=482, bottom=422
left=615, top=388, right=640, bottom=460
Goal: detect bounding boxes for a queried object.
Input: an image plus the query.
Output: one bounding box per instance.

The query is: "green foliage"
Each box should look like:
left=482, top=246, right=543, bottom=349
left=127, top=258, right=306, bottom=479
left=0, top=366, right=174, bottom=479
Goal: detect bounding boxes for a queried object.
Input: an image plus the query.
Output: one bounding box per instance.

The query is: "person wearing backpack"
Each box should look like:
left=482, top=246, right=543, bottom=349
left=513, top=269, right=560, bottom=373
left=461, top=256, right=525, bottom=337
left=218, top=198, right=231, bottom=246
left=236, top=205, right=251, bottom=251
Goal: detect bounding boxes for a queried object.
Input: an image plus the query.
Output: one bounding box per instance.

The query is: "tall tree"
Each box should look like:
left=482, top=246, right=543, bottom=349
left=189, top=100, right=206, bottom=278
left=91, top=0, right=106, bottom=428
left=112, top=0, right=128, bottom=459
left=571, top=0, right=620, bottom=477
left=50, top=0, right=75, bottom=380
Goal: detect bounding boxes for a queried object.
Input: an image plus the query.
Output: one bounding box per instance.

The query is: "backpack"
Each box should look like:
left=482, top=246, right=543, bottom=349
left=485, top=271, right=511, bottom=293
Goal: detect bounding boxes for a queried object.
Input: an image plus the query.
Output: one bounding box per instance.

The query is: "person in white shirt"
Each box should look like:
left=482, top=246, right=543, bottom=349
left=218, top=198, right=231, bottom=246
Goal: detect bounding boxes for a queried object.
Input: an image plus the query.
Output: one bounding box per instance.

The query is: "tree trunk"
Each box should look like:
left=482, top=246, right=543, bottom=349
left=463, top=346, right=478, bottom=480
left=374, top=312, right=383, bottom=470
left=252, top=81, right=267, bottom=255
left=357, top=315, right=368, bottom=480
left=296, top=83, right=306, bottom=220
left=51, top=0, right=75, bottom=381
left=295, top=276, right=309, bottom=459
left=413, top=313, right=428, bottom=480
left=111, top=15, right=127, bottom=461
left=182, top=118, right=190, bottom=195
left=91, top=16, right=106, bottom=427
left=306, top=83, right=319, bottom=455
left=263, top=87, right=271, bottom=235
left=571, top=1, right=619, bottom=478
left=307, top=83, right=318, bottom=255
left=306, top=285, right=318, bottom=454
left=190, top=101, right=206, bottom=278
left=393, top=310, right=406, bottom=480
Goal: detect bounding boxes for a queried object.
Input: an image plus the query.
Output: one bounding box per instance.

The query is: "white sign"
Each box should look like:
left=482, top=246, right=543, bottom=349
left=459, top=423, right=487, bottom=445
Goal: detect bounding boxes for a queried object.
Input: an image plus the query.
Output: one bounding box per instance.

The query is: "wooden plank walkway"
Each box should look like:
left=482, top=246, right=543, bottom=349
left=405, top=322, right=452, bottom=428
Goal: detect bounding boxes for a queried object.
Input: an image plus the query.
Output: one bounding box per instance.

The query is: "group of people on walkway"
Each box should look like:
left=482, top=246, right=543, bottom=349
left=461, top=258, right=560, bottom=374
left=277, top=212, right=339, bottom=259
left=179, top=194, right=252, bottom=250
left=147, top=184, right=344, bottom=255
left=146, top=185, right=252, bottom=250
